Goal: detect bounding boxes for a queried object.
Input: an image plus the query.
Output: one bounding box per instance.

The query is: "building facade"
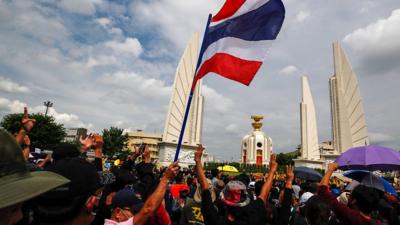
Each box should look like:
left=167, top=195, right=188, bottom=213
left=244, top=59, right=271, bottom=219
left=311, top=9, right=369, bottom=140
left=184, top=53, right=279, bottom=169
left=241, top=116, right=273, bottom=166
left=64, top=128, right=87, bottom=143
left=126, top=130, right=163, bottom=162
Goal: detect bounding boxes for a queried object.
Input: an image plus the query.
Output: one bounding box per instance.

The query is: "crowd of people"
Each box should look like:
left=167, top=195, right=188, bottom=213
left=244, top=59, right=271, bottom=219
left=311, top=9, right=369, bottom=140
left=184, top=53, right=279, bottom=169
left=1, top=108, right=399, bottom=225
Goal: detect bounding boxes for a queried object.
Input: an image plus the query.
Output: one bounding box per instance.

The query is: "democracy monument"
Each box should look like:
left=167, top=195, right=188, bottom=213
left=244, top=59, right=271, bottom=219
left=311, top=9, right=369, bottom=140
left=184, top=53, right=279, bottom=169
left=294, top=42, right=370, bottom=169
left=141, top=35, right=370, bottom=168
left=158, top=33, right=205, bottom=167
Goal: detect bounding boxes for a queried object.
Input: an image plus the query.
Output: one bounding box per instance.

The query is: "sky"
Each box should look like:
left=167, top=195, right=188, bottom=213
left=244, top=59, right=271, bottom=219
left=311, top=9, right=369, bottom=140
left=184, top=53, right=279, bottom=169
left=0, top=0, right=399, bottom=161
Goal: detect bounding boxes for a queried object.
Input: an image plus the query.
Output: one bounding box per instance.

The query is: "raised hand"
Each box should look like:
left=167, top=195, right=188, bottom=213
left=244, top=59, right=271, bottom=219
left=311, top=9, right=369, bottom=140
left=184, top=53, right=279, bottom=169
left=194, top=144, right=204, bottom=163
left=285, top=165, right=294, bottom=182
left=269, top=154, right=278, bottom=172
left=92, top=134, right=104, bottom=149
left=162, top=161, right=180, bottom=183
left=21, top=107, right=36, bottom=132
left=143, top=145, right=151, bottom=163
left=327, top=163, right=338, bottom=172
left=80, top=134, right=94, bottom=151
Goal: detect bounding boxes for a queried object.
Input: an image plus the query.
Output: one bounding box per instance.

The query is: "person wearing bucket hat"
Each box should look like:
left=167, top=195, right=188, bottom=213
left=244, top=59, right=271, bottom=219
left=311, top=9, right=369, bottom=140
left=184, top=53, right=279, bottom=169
left=195, top=144, right=278, bottom=225
left=0, top=129, right=70, bottom=225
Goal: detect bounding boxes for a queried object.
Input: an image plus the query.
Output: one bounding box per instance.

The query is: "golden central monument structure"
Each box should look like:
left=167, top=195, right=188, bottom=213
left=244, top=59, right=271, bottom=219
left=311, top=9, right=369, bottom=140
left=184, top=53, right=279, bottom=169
left=241, top=116, right=273, bottom=166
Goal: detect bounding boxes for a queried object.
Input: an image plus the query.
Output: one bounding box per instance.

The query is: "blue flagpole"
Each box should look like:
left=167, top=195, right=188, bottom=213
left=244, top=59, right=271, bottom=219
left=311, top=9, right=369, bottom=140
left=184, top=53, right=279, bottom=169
left=174, top=14, right=212, bottom=162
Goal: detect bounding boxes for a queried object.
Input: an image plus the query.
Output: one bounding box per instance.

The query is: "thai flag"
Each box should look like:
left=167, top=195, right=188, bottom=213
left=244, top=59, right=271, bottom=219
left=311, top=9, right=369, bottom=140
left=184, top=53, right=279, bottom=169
left=194, top=0, right=285, bottom=87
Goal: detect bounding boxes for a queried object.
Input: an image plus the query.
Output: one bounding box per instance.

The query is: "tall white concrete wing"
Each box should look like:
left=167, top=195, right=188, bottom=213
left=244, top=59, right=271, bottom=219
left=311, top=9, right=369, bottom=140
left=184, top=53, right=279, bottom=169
left=330, top=42, right=369, bottom=153
left=162, top=33, right=204, bottom=146
left=300, top=76, right=320, bottom=160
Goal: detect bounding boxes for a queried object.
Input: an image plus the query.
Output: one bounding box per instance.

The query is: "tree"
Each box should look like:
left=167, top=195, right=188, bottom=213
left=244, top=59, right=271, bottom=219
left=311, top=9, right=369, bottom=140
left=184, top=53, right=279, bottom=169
left=1, top=113, right=66, bottom=150
left=102, top=126, right=128, bottom=157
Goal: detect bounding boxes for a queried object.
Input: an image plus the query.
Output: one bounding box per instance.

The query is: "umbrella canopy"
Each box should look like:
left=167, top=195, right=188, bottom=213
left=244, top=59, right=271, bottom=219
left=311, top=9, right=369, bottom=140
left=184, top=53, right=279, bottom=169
left=335, top=145, right=400, bottom=171
left=294, top=167, right=322, bottom=181
left=343, top=170, right=398, bottom=196
left=217, top=165, right=239, bottom=173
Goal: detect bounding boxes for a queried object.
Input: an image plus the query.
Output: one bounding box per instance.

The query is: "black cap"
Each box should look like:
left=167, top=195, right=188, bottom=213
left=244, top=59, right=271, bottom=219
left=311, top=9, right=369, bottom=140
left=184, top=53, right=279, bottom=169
left=52, top=143, right=80, bottom=161
left=111, top=188, right=143, bottom=213
left=42, top=157, right=100, bottom=199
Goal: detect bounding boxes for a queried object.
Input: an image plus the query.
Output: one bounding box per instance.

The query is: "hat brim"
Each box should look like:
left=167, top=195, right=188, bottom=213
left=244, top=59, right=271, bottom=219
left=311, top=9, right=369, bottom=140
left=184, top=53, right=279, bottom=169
left=0, top=171, right=70, bottom=208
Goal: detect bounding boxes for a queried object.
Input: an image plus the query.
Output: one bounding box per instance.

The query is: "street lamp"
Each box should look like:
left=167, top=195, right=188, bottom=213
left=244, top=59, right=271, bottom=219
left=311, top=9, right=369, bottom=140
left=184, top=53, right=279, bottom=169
left=44, top=101, right=53, bottom=117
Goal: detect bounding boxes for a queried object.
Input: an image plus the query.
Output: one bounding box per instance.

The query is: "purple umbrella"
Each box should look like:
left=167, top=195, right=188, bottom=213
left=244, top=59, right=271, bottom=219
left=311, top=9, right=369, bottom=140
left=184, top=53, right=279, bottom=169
left=335, top=145, right=400, bottom=171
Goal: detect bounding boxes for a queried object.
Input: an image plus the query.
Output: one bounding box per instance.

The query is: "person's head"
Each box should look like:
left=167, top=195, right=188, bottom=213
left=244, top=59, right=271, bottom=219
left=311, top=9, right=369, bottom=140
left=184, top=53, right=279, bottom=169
left=33, top=158, right=101, bottom=225
left=220, top=181, right=250, bottom=221
left=110, top=188, right=143, bottom=223
left=254, top=180, right=264, bottom=196
left=304, top=195, right=332, bottom=225
left=212, top=169, right=223, bottom=179
left=235, top=174, right=250, bottom=187
left=52, top=143, right=80, bottom=162
left=348, top=185, right=379, bottom=215
left=0, top=129, right=69, bottom=225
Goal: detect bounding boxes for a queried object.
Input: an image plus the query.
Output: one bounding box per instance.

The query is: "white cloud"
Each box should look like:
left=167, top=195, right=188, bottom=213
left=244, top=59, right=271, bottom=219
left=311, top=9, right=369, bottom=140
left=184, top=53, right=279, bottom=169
left=0, top=97, right=92, bottom=129
left=59, top=0, right=102, bottom=15
left=343, top=9, right=400, bottom=56
left=104, top=38, right=143, bottom=57
left=99, top=71, right=171, bottom=98
left=0, top=97, right=26, bottom=113
left=294, top=11, right=310, bottom=23
left=202, top=85, right=233, bottom=114
left=96, top=17, right=112, bottom=27
left=0, top=76, right=30, bottom=93
left=278, top=65, right=299, bottom=75
left=130, top=0, right=223, bottom=48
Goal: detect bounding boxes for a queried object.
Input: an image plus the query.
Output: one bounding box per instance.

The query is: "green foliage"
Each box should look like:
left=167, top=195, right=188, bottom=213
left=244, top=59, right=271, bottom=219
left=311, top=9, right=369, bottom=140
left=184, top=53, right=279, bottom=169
left=276, top=151, right=300, bottom=172
left=0, top=113, right=66, bottom=150
left=102, top=126, right=128, bottom=157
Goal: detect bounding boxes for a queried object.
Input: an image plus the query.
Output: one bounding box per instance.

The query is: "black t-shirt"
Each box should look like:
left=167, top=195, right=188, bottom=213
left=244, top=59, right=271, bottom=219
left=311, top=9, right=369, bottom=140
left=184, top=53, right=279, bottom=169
left=201, top=189, right=266, bottom=225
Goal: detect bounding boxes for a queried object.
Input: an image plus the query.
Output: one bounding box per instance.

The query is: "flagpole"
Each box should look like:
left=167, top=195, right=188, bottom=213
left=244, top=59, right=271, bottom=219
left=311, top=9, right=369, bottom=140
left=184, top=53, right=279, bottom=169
left=174, top=14, right=212, bottom=162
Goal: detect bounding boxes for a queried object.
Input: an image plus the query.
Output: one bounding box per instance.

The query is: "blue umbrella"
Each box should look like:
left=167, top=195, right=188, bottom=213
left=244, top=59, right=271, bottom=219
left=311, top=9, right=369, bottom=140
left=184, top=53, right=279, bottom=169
left=343, top=170, right=398, bottom=196
left=294, top=167, right=322, bottom=181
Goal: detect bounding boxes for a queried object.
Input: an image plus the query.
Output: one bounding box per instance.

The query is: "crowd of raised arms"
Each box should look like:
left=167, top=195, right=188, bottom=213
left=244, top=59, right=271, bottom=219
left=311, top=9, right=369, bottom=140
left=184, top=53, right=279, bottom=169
left=0, top=108, right=399, bottom=225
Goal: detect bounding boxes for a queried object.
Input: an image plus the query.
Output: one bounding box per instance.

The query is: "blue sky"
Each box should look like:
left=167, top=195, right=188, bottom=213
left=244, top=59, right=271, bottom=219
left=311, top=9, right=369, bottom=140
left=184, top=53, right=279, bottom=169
left=0, top=0, right=399, bottom=160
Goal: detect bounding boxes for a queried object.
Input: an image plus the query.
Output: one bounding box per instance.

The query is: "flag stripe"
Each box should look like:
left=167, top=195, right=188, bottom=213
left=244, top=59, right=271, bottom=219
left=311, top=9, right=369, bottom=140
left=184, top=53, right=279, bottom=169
left=195, top=53, right=263, bottom=87
left=211, top=0, right=270, bottom=26
left=200, top=37, right=272, bottom=66
left=211, top=0, right=246, bottom=23
left=201, top=0, right=285, bottom=57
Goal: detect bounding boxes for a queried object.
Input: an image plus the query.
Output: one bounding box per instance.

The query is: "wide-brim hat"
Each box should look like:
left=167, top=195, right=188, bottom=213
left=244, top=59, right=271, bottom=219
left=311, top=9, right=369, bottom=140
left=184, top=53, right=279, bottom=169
left=220, top=180, right=250, bottom=207
left=0, top=128, right=69, bottom=208
left=0, top=171, right=70, bottom=208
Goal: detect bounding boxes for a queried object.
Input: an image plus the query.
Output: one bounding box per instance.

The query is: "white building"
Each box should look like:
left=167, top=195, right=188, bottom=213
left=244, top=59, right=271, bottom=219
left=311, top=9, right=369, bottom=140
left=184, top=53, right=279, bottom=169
left=241, top=116, right=273, bottom=166
left=294, top=76, right=324, bottom=169
left=329, top=42, right=369, bottom=153
left=158, top=33, right=205, bottom=168
left=64, top=128, right=87, bottom=143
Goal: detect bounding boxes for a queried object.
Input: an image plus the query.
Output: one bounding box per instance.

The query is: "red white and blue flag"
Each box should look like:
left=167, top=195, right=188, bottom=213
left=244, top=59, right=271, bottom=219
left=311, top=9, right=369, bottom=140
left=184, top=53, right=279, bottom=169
left=194, top=0, right=285, bottom=87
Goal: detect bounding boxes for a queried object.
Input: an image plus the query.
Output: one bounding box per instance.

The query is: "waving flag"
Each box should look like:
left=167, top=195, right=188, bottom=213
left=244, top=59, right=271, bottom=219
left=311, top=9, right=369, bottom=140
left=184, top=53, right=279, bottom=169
left=194, top=0, right=285, bottom=87
left=174, top=0, right=285, bottom=162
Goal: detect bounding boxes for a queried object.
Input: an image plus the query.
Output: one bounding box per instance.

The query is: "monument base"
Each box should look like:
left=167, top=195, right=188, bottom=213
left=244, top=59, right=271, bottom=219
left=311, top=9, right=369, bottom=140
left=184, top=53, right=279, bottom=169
left=293, top=158, right=325, bottom=170
left=158, top=142, right=199, bottom=168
